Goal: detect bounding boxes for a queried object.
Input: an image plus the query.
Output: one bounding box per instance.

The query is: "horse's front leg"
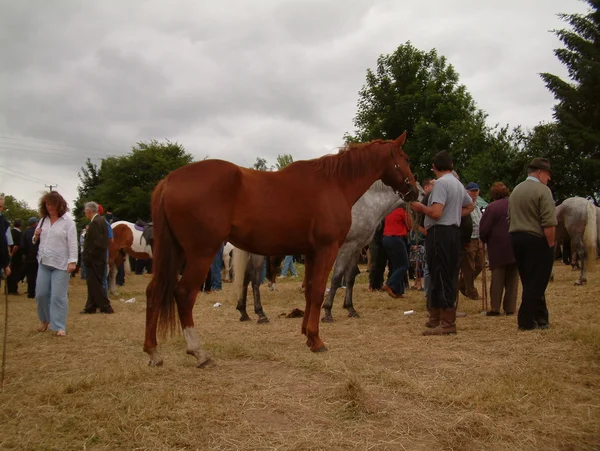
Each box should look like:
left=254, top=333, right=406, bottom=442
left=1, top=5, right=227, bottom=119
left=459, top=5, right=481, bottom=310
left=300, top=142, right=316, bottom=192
left=108, top=263, right=118, bottom=296
left=304, top=247, right=339, bottom=352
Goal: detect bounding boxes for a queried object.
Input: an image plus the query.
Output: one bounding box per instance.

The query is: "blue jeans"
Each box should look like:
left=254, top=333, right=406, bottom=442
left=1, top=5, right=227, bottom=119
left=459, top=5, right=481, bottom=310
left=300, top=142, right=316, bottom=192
left=210, top=243, right=224, bottom=290
left=281, top=255, right=297, bottom=277
left=261, top=259, right=267, bottom=284
left=382, top=236, right=409, bottom=295
left=36, top=263, right=70, bottom=332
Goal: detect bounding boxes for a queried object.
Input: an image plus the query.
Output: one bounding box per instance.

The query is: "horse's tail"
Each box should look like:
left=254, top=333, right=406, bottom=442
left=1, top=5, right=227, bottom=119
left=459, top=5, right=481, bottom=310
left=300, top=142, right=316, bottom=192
left=150, top=178, right=181, bottom=337
left=232, top=246, right=249, bottom=301
left=583, top=202, right=597, bottom=269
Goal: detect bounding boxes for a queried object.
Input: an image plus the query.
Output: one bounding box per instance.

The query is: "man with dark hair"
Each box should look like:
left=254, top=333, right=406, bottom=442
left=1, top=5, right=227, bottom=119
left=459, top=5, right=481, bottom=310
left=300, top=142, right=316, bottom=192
left=411, top=151, right=474, bottom=335
left=7, top=218, right=23, bottom=294
left=508, top=158, right=556, bottom=330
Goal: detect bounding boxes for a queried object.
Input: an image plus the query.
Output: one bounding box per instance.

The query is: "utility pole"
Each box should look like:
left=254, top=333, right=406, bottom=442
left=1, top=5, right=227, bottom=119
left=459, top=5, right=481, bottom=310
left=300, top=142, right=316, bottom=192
left=45, top=184, right=57, bottom=192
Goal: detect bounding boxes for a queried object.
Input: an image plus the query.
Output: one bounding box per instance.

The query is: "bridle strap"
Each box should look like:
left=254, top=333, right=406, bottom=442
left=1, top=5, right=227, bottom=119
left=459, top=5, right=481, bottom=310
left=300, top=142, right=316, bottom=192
left=390, top=147, right=415, bottom=199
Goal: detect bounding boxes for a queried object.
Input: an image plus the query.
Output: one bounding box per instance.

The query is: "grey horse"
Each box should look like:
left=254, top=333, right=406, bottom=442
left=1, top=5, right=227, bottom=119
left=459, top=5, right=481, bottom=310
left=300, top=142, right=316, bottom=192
left=555, top=196, right=598, bottom=285
left=231, top=248, right=283, bottom=323
left=321, top=180, right=422, bottom=322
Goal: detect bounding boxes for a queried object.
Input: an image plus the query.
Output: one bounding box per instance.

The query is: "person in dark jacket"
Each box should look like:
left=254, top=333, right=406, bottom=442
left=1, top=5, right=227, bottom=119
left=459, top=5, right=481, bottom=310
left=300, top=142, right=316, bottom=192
left=81, top=202, right=114, bottom=314
left=7, top=218, right=23, bottom=294
left=0, top=196, right=11, bottom=288
left=480, top=182, right=518, bottom=316
left=20, top=217, right=39, bottom=298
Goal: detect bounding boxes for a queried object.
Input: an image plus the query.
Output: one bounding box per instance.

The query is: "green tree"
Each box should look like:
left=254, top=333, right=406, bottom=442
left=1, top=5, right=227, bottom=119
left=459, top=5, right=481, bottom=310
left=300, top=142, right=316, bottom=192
left=252, top=157, right=269, bottom=171
left=346, top=41, right=490, bottom=180
left=539, top=0, right=600, bottom=203
left=73, top=140, right=193, bottom=225
left=275, top=154, right=294, bottom=170
left=72, top=158, right=100, bottom=228
left=0, top=194, right=39, bottom=223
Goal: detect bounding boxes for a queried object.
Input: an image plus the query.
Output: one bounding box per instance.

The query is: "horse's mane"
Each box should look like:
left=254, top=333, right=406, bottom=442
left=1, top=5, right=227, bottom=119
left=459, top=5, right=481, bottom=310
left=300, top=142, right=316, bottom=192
left=307, top=140, right=391, bottom=179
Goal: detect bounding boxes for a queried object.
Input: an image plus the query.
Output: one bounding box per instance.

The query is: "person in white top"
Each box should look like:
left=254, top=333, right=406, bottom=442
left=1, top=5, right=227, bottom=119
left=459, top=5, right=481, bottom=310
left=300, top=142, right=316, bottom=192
left=32, top=191, right=78, bottom=336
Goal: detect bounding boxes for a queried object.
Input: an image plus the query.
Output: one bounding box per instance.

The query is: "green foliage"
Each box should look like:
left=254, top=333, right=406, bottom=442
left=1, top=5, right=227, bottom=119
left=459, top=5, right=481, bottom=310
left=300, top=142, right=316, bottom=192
left=275, top=154, right=294, bottom=170
left=73, top=140, right=193, bottom=227
left=0, top=194, right=39, bottom=223
left=252, top=157, right=269, bottom=171
left=539, top=0, right=600, bottom=203
left=347, top=41, right=490, bottom=181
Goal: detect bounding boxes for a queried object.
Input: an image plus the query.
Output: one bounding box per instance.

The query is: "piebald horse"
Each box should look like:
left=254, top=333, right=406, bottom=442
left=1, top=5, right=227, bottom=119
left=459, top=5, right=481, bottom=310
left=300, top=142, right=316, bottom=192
left=108, top=221, right=153, bottom=294
left=145, top=133, right=419, bottom=367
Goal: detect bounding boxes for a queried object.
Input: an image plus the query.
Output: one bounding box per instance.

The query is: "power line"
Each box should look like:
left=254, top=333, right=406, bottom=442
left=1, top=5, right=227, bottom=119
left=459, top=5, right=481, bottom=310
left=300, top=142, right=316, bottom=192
left=0, top=135, right=120, bottom=156
left=0, top=164, right=53, bottom=185
left=0, top=145, right=103, bottom=160
left=0, top=167, right=50, bottom=186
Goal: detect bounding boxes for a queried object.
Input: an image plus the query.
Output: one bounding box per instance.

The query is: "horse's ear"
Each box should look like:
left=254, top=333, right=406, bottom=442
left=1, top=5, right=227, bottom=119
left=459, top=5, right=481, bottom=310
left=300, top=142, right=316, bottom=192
left=394, top=131, right=407, bottom=146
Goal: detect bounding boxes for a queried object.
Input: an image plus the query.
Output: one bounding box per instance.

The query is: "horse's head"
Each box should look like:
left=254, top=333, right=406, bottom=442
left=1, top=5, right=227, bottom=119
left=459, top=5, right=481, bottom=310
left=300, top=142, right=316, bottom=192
left=380, top=131, right=421, bottom=202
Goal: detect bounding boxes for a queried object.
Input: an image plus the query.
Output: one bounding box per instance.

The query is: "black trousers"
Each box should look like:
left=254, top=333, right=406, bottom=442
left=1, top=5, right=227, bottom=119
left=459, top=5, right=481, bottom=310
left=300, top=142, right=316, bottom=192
left=24, top=260, right=38, bottom=298
left=84, top=261, right=112, bottom=312
left=511, top=232, right=554, bottom=329
left=368, top=242, right=388, bottom=289
left=425, top=225, right=461, bottom=310
left=7, top=259, right=23, bottom=293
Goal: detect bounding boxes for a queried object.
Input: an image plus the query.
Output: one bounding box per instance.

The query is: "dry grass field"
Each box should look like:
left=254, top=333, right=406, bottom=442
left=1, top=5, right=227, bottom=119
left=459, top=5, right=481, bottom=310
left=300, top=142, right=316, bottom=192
left=0, top=262, right=598, bottom=450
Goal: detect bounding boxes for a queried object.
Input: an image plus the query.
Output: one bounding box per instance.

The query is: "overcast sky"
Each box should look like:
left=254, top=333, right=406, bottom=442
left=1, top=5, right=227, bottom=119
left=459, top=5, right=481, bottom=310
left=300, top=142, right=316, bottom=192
left=0, top=0, right=589, bottom=211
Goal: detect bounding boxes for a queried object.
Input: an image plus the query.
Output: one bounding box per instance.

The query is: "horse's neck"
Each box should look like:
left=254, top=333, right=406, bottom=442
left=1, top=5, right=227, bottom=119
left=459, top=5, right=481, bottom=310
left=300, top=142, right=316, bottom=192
left=348, top=187, right=403, bottom=243
left=338, top=147, right=388, bottom=206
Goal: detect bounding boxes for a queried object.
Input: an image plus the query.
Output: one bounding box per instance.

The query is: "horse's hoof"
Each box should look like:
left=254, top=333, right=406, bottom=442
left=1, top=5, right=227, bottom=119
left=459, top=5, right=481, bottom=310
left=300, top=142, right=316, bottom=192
left=257, top=317, right=270, bottom=324
left=196, top=358, right=216, bottom=369
left=239, top=313, right=251, bottom=322
left=148, top=358, right=163, bottom=367
left=321, top=315, right=334, bottom=323
left=311, top=345, right=328, bottom=353
left=347, top=310, right=360, bottom=318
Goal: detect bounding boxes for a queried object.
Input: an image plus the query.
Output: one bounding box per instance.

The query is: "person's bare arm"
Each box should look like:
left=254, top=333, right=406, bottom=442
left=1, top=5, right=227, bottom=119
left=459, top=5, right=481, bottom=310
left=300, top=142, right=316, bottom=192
left=461, top=203, right=475, bottom=217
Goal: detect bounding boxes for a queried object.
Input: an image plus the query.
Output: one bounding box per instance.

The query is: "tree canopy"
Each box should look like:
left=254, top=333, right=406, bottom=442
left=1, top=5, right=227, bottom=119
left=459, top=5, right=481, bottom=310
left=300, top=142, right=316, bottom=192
left=346, top=41, right=490, bottom=182
left=539, top=0, right=600, bottom=203
left=73, top=140, right=193, bottom=227
left=0, top=194, right=39, bottom=223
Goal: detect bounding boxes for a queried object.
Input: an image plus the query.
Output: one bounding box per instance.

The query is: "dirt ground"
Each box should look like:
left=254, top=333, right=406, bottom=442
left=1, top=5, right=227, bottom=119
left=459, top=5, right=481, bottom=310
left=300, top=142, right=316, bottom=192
left=0, top=262, right=598, bottom=450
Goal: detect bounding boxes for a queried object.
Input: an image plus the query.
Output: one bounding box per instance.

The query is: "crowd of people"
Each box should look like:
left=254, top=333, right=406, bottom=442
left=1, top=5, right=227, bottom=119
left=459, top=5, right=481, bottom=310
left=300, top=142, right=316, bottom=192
left=0, top=152, right=557, bottom=337
left=369, top=152, right=556, bottom=334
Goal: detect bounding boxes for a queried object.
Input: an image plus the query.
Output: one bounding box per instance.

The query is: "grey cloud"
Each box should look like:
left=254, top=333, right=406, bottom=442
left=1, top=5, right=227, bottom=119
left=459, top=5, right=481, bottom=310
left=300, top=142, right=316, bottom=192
left=0, top=0, right=590, bottom=209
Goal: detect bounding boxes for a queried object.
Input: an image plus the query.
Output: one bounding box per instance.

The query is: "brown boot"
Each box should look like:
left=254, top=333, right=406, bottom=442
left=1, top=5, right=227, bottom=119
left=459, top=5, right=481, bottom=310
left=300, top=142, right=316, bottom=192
left=424, top=308, right=440, bottom=328
left=422, top=308, right=457, bottom=335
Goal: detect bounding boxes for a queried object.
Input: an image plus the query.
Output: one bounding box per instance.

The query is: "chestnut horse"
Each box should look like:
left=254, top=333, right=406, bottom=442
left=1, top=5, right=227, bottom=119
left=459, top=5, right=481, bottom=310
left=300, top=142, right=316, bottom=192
left=145, top=133, right=419, bottom=367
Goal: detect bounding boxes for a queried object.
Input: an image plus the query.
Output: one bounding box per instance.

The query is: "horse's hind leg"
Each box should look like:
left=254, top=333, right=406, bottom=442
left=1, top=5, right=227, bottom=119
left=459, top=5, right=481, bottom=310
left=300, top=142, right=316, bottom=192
left=321, top=258, right=344, bottom=323
left=236, top=275, right=251, bottom=322
left=252, top=258, right=269, bottom=324
left=175, top=258, right=213, bottom=368
left=344, top=261, right=361, bottom=318
left=572, top=233, right=587, bottom=285
left=145, top=278, right=163, bottom=366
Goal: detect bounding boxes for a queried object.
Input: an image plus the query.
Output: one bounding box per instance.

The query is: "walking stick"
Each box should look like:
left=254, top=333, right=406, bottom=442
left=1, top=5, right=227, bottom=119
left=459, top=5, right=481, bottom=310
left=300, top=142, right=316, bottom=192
left=481, top=242, right=488, bottom=313
left=1, top=272, right=8, bottom=392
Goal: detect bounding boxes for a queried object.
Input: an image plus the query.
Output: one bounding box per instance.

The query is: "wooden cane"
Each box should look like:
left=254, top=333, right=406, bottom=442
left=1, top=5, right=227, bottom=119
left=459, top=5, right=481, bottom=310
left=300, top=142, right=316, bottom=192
left=2, top=273, right=8, bottom=392
left=481, top=242, right=488, bottom=312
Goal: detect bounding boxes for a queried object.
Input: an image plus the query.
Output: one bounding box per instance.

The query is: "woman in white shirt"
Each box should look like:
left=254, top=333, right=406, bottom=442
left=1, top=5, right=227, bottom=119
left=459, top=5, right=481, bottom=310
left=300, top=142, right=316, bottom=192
left=33, top=191, right=78, bottom=336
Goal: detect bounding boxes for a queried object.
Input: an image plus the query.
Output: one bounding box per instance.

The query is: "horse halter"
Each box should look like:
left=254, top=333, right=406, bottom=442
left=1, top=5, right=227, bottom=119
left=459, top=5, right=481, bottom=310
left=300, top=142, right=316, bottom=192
left=391, top=147, right=416, bottom=199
